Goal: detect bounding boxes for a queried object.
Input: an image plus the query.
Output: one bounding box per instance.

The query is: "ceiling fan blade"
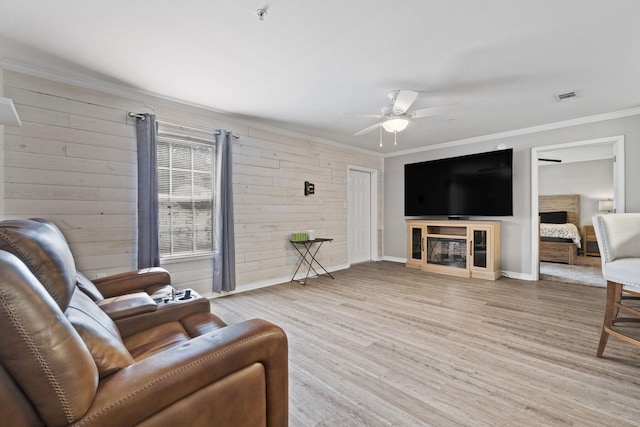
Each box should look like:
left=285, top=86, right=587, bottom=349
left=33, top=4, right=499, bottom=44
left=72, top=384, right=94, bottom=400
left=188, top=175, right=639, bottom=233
left=538, top=158, right=562, bottom=163
left=340, top=112, right=383, bottom=119
left=409, top=104, right=457, bottom=119
left=392, top=90, right=419, bottom=114
left=354, top=122, right=383, bottom=136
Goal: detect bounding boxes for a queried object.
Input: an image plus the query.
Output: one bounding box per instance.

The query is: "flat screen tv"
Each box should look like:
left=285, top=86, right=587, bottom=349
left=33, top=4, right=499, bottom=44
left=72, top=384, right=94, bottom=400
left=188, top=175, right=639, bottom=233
left=404, top=148, right=513, bottom=217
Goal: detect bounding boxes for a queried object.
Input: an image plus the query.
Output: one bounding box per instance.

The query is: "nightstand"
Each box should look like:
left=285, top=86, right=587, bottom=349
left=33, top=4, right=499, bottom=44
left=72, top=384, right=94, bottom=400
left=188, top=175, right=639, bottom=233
left=583, top=225, right=600, bottom=257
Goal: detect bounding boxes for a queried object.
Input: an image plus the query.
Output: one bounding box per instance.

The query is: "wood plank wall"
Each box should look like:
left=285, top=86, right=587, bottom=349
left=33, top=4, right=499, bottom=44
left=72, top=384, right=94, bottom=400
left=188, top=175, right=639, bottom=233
left=2, top=70, right=383, bottom=297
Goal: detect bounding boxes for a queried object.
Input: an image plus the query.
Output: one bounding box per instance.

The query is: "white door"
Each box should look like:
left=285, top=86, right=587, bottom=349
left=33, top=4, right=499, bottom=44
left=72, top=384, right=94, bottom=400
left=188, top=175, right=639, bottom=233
left=348, top=169, right=371, bottom=264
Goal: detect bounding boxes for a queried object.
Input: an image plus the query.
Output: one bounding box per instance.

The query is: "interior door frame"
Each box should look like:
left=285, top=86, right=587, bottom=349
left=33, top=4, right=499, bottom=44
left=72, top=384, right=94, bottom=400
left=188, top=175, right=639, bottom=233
left=530, top=135, right=625, bottom=280
left=347, top=165, right=379, bottom=263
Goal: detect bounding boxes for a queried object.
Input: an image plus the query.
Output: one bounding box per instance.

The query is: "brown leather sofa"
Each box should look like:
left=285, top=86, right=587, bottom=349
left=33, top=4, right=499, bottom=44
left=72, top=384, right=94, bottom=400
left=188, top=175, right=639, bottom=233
left=0, top=220, right=288, bottom=426
left=31, top=218, right=176, bottom=298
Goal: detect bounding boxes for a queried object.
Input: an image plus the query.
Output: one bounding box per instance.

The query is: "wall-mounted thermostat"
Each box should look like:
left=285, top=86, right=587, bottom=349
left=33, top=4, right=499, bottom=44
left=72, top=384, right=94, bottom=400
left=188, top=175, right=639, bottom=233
left=304, top=181, right=315, bottom=196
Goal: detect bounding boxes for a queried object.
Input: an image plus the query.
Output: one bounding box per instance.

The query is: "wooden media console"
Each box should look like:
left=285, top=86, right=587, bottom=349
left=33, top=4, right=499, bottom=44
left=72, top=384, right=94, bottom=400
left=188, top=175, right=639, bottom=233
left=406, top=219, right=501, bottom=280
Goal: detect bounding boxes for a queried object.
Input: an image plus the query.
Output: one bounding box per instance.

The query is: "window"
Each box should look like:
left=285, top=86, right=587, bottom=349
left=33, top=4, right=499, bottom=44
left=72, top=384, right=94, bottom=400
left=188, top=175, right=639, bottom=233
left=157, top=138, right=215, bottom=257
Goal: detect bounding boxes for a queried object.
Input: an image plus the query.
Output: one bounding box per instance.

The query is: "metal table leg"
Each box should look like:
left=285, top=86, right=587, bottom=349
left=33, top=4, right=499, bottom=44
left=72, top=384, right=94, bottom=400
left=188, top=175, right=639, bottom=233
left=290, top=239, right=335, bottom=285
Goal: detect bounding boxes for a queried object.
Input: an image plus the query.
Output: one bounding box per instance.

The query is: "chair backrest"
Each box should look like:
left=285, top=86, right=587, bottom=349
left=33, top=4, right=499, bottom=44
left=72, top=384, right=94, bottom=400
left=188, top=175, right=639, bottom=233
left=0, top=250, right=98, bottom=426
left=593, top=213, right=640, bottom=263
left=0, top=219, right=137, bottom=424
left=0, top=219, right=77, bottom=310
left=76, top=271, right=106, bottom=301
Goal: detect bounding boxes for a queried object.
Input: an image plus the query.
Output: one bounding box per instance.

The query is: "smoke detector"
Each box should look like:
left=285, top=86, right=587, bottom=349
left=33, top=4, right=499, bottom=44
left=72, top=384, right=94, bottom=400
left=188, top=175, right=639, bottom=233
left=555, top=90, right=581, bottom=102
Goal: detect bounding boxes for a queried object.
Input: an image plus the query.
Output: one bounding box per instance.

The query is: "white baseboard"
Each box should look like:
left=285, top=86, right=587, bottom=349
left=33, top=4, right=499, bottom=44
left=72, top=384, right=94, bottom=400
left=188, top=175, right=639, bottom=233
left=383, top=255, right=407, bottom=263
left=500, top=270, right=536, bottom=281
left=210, top=263, right=351, bottom=299
left=381, top=258, right=536, bottom=282
left=206, top=263, right=536, bottom=299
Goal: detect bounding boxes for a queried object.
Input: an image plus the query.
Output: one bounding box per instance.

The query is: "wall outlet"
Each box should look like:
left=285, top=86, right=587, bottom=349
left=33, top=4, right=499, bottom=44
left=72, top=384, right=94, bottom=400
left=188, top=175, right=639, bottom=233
left=96, top=272, right=107, bottom=279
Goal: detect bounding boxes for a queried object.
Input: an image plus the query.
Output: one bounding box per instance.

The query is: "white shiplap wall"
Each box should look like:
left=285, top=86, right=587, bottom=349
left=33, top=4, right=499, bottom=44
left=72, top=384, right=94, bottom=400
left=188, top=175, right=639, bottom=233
left=2, top=70, right=383, bottom=297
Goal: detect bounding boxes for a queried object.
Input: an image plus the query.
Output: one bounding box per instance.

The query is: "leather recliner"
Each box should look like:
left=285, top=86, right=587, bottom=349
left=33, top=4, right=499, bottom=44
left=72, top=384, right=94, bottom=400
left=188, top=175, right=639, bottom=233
left=28, top=218, right=176, bottom=298
left=0, top=220, right=289, bottom=426
left=0, top=219, right=213, bottom=337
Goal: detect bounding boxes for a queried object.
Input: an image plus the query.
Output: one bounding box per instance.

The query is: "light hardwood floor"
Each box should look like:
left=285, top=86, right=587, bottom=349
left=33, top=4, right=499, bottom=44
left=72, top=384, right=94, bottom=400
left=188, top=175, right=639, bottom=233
left=211, top=261, right=640, bottom=426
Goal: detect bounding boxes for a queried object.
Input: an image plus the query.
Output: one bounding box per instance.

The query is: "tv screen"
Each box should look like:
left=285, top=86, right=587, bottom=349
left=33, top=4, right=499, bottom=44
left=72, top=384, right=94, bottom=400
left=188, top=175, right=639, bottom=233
left=404, top=149, right=513, bottom=217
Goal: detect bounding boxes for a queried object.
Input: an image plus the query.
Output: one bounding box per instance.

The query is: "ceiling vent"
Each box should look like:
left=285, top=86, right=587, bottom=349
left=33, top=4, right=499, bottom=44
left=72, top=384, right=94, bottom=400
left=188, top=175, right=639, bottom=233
left=556, top=90, right=581, bottom=102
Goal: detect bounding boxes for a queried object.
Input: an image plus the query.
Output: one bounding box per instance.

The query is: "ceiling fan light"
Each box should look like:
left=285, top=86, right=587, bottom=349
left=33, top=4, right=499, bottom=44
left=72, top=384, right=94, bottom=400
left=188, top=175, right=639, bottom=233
left=382, top=117, right=408, bottom=133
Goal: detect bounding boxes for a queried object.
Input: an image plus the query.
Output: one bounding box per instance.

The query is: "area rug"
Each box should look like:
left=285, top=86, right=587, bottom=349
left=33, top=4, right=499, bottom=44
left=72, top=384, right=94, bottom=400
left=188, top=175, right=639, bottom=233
left=540, top=262, right=606, bottom=287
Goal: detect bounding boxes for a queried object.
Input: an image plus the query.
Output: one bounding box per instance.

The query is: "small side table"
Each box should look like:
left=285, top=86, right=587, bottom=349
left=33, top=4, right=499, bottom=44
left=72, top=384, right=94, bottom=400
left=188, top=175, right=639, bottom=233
left=290, top=238, right=334, bottom=285
left=583, top=225, right=600, bottom=257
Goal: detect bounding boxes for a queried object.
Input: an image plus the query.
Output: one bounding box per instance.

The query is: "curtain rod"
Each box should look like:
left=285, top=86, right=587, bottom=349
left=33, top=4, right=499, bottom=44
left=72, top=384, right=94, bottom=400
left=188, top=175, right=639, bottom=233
left=158, top=131, right=215, bottom=145
left=128, top=112, right=239, bottom=139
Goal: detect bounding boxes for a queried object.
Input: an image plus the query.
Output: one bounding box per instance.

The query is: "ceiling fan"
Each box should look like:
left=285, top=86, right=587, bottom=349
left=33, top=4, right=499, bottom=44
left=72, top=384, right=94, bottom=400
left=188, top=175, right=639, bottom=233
left=343, top=90, right=455, bottom=137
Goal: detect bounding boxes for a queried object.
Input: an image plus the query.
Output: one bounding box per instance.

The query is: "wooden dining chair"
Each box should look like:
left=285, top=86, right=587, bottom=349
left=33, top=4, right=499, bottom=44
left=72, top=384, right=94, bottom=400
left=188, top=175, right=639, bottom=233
left=592, top=213, right=640, bottom=357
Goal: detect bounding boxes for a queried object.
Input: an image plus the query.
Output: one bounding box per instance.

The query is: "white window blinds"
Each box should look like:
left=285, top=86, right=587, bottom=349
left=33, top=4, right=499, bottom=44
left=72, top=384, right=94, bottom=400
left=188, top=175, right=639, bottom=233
left=157, top=137, right=215, bottom=257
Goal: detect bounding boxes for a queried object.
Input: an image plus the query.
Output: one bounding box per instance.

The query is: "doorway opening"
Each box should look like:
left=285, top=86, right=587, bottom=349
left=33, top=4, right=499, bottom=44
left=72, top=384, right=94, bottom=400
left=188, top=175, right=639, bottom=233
left=530, top=135, right=625, bottom=282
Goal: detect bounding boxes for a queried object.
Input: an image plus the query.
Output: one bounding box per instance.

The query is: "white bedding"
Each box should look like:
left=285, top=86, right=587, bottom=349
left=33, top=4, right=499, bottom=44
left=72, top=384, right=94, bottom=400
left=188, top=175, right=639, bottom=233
left=540, top=223, right=582, bottom=248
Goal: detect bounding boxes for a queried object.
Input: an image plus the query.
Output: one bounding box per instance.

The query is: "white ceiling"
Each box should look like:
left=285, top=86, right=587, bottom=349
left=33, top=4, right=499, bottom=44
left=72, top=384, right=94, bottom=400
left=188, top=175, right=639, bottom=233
left=1, top=0, right=639, bottom=154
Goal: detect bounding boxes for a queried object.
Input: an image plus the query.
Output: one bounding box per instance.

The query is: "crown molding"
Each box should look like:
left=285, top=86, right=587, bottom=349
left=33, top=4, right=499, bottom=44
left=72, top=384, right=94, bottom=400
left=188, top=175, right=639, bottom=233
left=384, top=107, right=640, bottom=158
left=0, top=58, right=383, bottom=158
left=4, top=57, right=635, bottom=161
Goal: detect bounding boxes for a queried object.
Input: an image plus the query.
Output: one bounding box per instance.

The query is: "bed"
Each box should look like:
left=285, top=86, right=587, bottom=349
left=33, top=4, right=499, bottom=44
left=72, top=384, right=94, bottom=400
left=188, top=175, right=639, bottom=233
left=539, top=194, right=582, bottom=265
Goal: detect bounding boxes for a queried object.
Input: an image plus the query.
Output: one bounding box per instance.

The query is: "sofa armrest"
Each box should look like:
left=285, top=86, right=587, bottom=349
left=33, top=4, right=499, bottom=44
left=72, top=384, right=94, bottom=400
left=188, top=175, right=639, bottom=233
left=97, top=292, right=158, bottom=320
left=79, top=319, right=288, bottom=427
left=93, top=267, right=171, bottom=298
left=115, top=293, right=213, bottom=338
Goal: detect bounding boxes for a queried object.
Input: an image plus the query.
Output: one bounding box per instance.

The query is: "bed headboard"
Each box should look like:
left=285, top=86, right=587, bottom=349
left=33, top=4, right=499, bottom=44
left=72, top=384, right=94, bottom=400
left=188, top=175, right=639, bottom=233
left=539, top=194, right=580, bottom=228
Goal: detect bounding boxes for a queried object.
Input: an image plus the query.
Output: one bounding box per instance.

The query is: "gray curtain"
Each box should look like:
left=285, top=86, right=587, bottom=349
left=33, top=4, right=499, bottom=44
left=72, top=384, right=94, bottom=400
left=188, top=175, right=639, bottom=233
left=135, top=113, right=160, bottom=269
left=213, top=130, right=236, bottom=292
